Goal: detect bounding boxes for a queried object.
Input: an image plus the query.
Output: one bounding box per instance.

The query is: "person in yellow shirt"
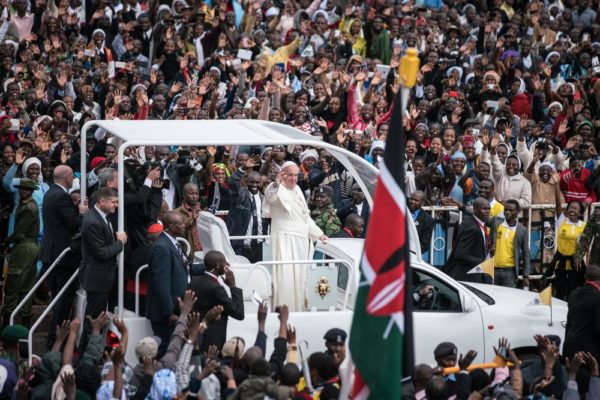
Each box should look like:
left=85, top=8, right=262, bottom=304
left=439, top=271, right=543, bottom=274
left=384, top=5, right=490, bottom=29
left=550, top=200, right=587, bottom=300
left=491, top=200, right=530, bottom=288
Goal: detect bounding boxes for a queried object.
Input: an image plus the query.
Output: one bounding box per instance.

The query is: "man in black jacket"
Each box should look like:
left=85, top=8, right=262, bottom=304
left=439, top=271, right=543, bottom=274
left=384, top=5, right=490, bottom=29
left=336, top=183, right=370, bottom=237
left=445, top=198, right=491, bottom=282
left=40, top=165, right=87, bottom=350
left=227, top=166, right=264, bottom=263
left=564, top=264, right=600, bottom=365
left=408, top=190, right=434, bottom=258
left=189, top=250, right=244, bottom=352
left=80, top=187, right=128, bottom=351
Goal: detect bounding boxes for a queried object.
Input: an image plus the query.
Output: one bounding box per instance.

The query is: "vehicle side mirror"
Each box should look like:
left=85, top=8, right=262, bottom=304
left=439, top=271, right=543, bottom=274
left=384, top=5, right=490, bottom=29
left=461, top=293, right=477, bottom=313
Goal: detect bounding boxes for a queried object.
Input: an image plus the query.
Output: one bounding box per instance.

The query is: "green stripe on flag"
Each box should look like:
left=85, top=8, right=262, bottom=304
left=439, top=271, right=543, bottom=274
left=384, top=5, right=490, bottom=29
left=349, top=270, right=404, bottom=399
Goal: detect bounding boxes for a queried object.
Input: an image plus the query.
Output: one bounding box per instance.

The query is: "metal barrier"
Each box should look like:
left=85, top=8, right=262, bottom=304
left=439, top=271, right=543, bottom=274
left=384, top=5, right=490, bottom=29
left=176, top=237, right=191, bottom=257
left=422, top=206, right=461, bottom=268
left=10, top=247, right=72, bottom=326
left=134, top=265, right=149, bottom=316
left=417, top=202, right=600, bottom=278
left=28, top=269, right=79, bottom=366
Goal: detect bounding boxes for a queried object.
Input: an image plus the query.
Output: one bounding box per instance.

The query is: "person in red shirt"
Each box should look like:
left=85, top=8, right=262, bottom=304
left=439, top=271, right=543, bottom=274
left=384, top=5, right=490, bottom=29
left=560, top=157, right=596, bottom=203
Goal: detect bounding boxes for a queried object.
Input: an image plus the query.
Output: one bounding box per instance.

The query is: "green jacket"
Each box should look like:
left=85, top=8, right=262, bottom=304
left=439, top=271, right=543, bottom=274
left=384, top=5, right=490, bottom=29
left=31, top=333, right=104, bottom=400
left=5, top=197, right=39, bottom=245
left=312, top=205, right=342, bottom=237
left=576, top=208, right=600, bottom=265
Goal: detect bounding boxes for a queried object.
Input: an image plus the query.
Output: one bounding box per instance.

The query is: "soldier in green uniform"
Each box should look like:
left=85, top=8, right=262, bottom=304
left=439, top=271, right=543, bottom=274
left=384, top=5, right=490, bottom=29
left=576, top=207, right=600, bottom=267
left=312, top=186, right=342, bottom=237
left=1, top=179, right=39, bottom=328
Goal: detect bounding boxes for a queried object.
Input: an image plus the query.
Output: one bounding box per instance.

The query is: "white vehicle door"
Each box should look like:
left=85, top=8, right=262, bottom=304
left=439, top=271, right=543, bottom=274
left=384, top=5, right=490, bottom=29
left=411, top=268, right=486, bottom=365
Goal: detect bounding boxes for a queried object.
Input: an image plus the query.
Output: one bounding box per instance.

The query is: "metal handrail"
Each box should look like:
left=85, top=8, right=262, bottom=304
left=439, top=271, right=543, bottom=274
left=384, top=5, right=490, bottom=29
left=135, top=265, right=149, bottom=316
left=419, top=202, right=600, bottom=270
left=176, top=237, right=191, bottom=257
left=228, top=235, right=270, bottom=240
left=229, top=259, right=356, bottom=310
left=11, top=247, right=72, bottom=325
left=28, top=269, right=79, bottom=366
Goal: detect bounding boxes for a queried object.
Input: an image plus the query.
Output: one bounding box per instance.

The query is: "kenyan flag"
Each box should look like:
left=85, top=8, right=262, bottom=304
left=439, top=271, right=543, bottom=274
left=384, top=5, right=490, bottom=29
left=349, top=77, right=414, bottom=399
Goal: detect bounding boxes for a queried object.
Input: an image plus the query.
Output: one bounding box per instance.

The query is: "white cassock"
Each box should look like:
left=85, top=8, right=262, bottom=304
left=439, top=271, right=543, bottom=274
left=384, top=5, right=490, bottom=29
left=263, top=182, right=323, bottom=311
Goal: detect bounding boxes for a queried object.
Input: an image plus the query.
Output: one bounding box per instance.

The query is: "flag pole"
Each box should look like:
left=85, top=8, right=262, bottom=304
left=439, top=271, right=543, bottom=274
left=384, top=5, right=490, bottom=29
left=398, top=49, right=420, bottom=116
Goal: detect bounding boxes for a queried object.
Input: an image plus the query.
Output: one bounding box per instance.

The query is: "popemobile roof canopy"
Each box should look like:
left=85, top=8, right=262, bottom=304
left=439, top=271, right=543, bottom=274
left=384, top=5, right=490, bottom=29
left=79, top=119, right=380, bottom=314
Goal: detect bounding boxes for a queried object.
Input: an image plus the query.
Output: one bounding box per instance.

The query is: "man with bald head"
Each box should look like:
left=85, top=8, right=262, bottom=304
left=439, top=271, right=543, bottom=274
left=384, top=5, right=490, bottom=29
left=189, top=250, right=244, bottom=352
left=40, top=165, right=88, bottom=350
left=445, top=197, right=492, bottom=283
left=146, top=211, right=190, bottom=357
left=264, top=161, right=328, bottom=311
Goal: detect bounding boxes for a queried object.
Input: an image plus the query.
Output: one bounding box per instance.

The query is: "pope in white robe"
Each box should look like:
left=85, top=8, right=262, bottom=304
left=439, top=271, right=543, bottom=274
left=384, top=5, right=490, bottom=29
left=263, top=162, right=328, bottom=311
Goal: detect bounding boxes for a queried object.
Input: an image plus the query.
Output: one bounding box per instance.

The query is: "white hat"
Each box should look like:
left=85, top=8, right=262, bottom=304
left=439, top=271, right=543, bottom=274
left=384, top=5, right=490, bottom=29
left=266, top=7, right=279, bottom=17
left=135, top=337, right=158, bottom=359
left=300, top=149, right=319, bottom=163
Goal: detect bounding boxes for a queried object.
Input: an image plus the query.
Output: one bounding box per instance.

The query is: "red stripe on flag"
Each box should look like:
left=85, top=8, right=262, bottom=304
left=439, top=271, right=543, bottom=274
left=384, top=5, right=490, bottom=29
left=363, top=175, right=407, bottom=316
left=352, top=370, right=369, bottom=400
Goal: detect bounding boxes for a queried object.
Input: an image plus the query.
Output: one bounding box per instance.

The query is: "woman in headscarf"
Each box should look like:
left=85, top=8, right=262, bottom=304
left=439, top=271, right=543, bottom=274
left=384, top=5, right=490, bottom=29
left=89, top=29, right=114, bottom=63
left=509, top=78, right=532, bottom=119
left=298, top=148, right=318, bottom=196
left=339, top=17, right=367, bottom=57
left=316, top=95, right=347, bottom=137
left=365, top=140, right=385, bottom=165
left=201, top=163, right=231, bottom=215
left=2, top=150, right=50, bottom=238
left=491, top=149, right=532, bottom=210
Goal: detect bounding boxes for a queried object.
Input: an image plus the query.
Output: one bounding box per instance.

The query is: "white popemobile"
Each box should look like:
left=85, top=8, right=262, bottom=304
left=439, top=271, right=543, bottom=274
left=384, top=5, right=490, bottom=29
left=17, top=120, right=567, bottom=367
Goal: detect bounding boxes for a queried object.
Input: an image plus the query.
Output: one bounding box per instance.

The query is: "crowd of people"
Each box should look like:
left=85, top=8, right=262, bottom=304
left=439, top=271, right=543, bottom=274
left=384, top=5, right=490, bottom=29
left=1, top=0, right=600, bottom=396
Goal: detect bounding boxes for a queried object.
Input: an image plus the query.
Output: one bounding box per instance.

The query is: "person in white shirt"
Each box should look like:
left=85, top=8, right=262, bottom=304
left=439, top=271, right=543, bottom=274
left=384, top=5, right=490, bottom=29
left=263, top=161, right=328, bottom=311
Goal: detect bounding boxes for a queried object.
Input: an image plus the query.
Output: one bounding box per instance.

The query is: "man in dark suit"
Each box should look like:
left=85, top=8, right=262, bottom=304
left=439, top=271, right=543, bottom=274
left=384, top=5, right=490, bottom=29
left=227, top=166, right=265, bottom=262
left=408, top=190, right=434, bottom=257
left=331, top=213, right=364, bottom=238
left=445, top=198, right=491, bottom=283
left=563, top=264, right=600, bottom=365
left=189, top=250, right=244, bottom=352
left=80, top=187, right=127, bottom=351
left=337, top=183, right=370, bottom=237
left=146, top=211, right=189, bottom=357
left=40, top=165, right=87, bottom=350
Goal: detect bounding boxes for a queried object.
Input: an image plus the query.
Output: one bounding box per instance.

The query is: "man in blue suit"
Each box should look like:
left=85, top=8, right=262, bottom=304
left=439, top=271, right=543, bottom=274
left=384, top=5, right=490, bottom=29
left=146, top=211, right=189, bottom=357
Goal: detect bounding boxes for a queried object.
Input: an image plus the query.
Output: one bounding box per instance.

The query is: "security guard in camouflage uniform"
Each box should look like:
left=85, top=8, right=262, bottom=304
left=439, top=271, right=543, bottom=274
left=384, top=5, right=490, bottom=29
left=312, top=186, right=342, bottom=237
left=1, top=179, right=39, bottom=329
left=576, top=207, right=600, bottom=267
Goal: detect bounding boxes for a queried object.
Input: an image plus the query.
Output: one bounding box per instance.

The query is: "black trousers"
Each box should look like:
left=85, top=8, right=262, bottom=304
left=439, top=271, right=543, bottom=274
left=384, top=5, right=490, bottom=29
left=151, top=320, right=174, bottom=358
left=80, top=290, right=113, bottom=352
left=46, top=266, right=79, bottom=351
